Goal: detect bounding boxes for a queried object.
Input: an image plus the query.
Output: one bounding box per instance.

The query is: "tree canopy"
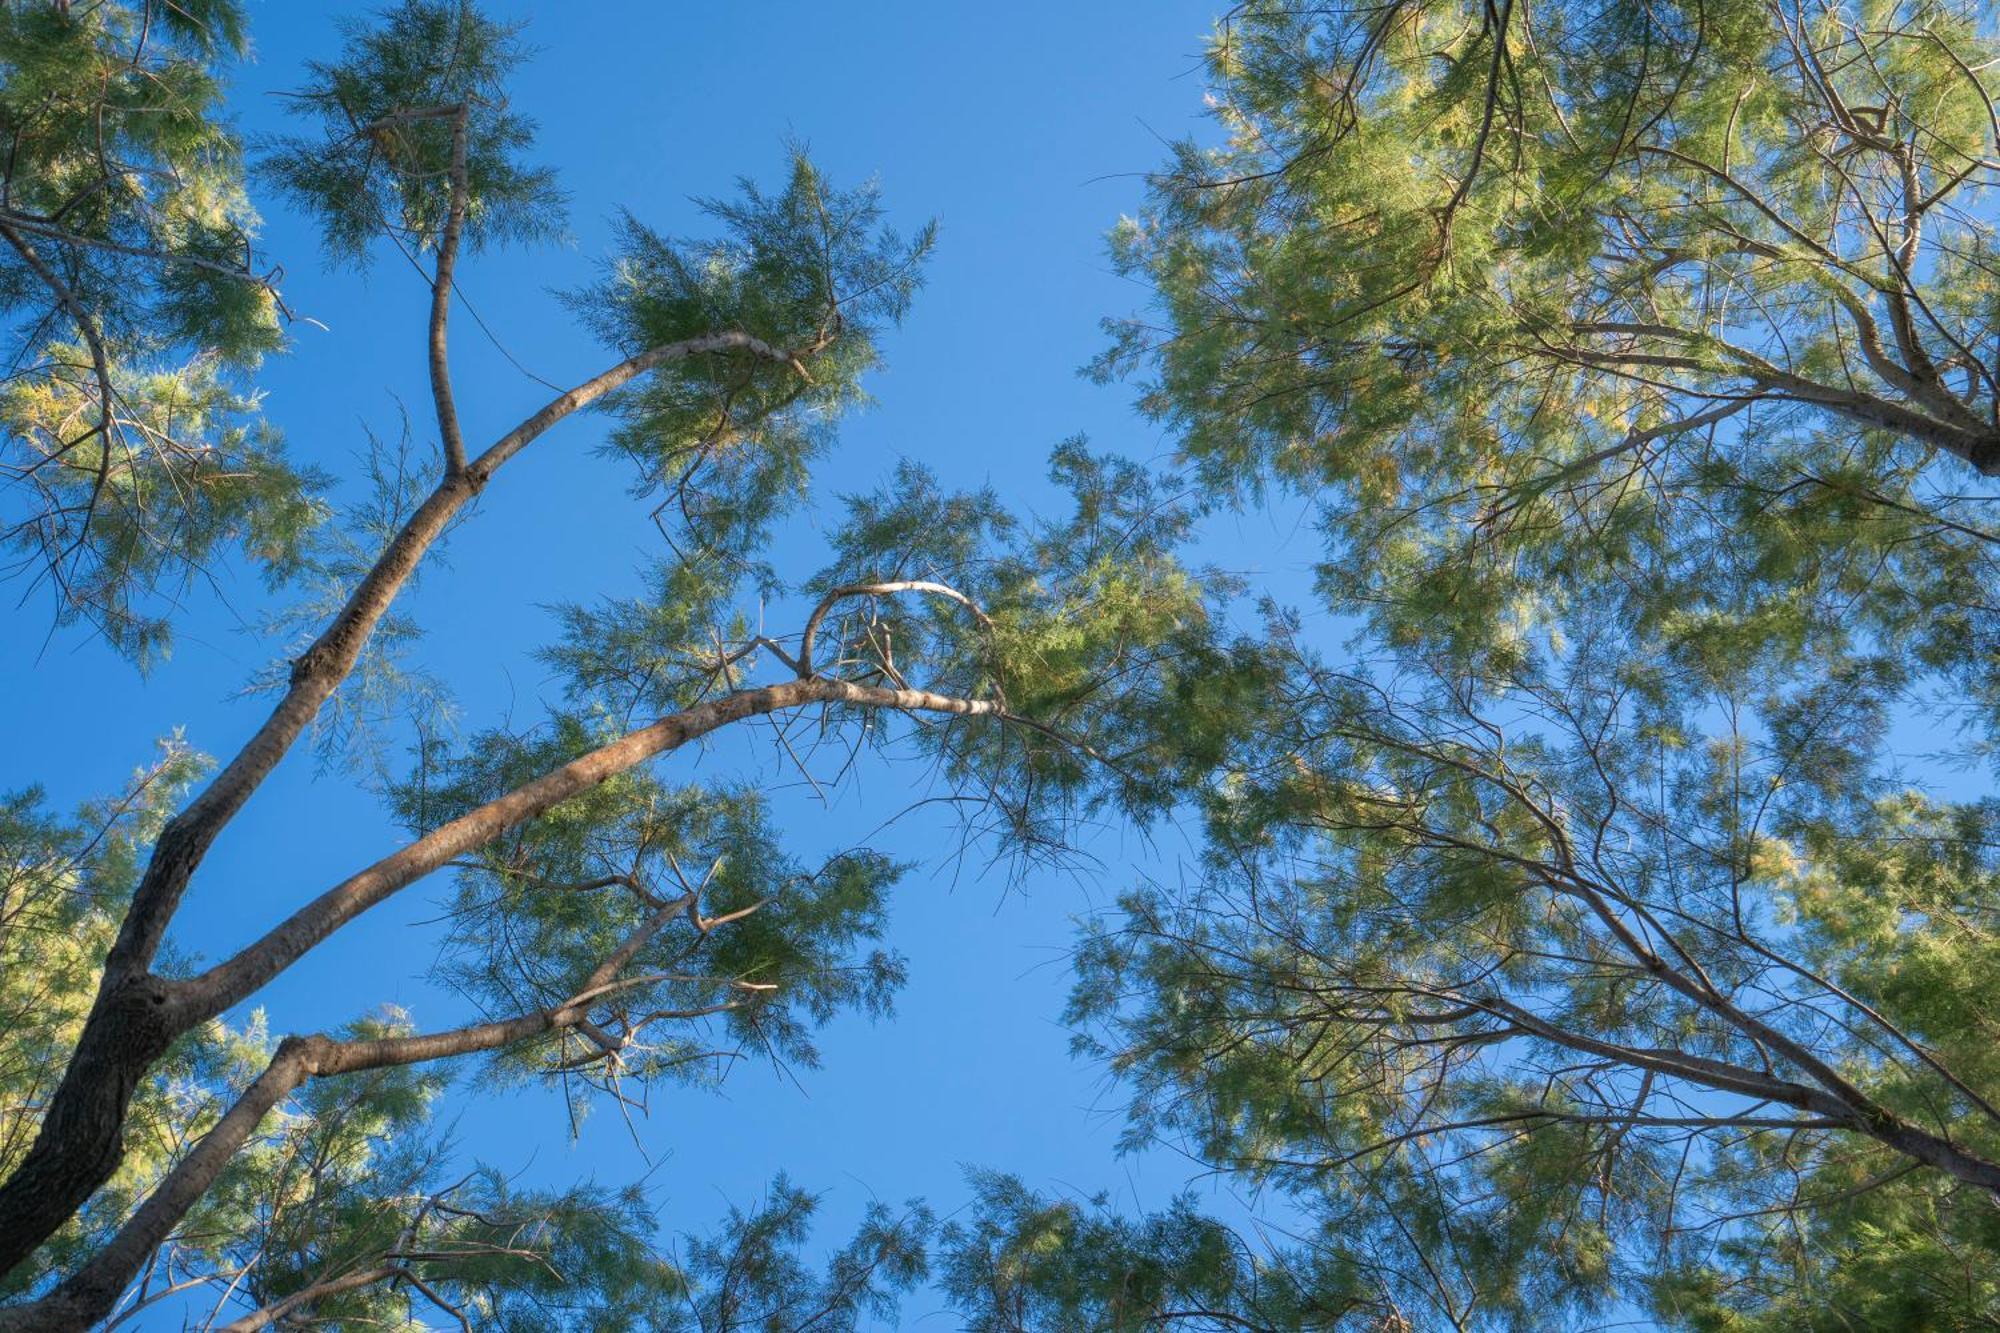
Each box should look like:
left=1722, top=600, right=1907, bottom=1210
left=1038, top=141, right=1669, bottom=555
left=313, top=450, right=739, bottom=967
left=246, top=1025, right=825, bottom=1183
left=7, top=0, right=2000, bottom=1329
left=1071, top=0, right=2000, bottom=1326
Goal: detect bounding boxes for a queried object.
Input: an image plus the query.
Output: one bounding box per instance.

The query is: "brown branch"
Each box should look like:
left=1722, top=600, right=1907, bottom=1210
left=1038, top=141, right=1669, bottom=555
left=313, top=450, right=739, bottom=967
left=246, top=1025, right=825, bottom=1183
left=176, top=677, right=1005, bottom=1023
left=428, top=105, right=469, bottom=475
left=10, top=891, right=698, bottom=1331
left=797, top=579, right=994, bottom=678
left=216, top=1265, right=403, bottom=1332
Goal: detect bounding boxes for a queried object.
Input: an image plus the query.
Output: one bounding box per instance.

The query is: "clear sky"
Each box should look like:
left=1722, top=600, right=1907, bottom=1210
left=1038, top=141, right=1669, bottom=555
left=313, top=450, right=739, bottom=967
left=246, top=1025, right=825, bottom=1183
left=0, top=1, right=1332, bottom=1321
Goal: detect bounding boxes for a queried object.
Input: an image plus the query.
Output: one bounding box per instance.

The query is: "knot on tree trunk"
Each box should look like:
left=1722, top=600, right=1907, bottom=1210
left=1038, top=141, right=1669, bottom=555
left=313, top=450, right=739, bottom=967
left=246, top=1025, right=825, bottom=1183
left=99, top=975, right=181, bottom=1055
left=274, top=1033, right=331, bottom=1078
left=287, top=641, right=336, bottom=685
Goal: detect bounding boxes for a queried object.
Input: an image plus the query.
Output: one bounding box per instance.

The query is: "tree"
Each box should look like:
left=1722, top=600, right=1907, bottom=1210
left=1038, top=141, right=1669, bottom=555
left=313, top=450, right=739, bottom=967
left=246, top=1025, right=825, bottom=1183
left=0, top=0, right=312, bottom=662
left=1073, top=0, right=2000, bottom=1325
left=1105, top=0, right=1999, bottom=699
left=0, top=2, right=1222, bottom=1326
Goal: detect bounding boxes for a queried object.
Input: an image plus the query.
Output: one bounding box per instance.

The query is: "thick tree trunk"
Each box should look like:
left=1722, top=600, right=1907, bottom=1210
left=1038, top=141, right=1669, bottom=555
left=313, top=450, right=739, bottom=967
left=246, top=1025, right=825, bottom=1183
left=0, top=975, right=179, bottom=1281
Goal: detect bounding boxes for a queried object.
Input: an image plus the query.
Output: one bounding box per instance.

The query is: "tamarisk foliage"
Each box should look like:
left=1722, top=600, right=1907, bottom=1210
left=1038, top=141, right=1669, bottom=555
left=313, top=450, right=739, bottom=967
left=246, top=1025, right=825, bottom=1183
left=0, top=0, right=312, bottom=661
left=1061, top=0, right=2000, bottom=1327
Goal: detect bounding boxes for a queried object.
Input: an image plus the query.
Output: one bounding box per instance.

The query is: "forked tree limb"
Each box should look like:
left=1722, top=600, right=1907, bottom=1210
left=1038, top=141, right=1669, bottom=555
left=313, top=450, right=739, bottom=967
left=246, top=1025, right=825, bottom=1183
left=1, top=666, right=1017, bottom=1329
left=0, top=325, right=819, bottom=1283
left=0, top=673, right=1014, bottom=1325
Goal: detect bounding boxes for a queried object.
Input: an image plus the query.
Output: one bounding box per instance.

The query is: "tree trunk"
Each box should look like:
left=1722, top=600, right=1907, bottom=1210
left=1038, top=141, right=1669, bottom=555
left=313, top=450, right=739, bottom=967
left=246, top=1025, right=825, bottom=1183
left=0, top=974, right=178, bottom=1281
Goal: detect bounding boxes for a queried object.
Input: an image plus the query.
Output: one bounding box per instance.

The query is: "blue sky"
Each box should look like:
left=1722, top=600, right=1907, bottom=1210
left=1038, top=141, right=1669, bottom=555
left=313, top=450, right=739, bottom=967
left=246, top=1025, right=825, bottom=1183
left=0, top=1, right=1335, bottom=1319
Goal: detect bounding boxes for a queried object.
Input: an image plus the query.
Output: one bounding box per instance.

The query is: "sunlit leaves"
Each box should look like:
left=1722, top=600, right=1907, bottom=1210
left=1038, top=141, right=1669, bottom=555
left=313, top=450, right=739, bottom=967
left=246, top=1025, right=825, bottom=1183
left=1, top=348, right=323, bottom=663
left=0, top=740, right=233, bottom=1296
left=1109, top=0, right=2000, bottom=709
left=0, top=1, right=311, bottom=656
left=0, top=1, right=273, bottom=360
left=801, top=447, right=1265, bottom=855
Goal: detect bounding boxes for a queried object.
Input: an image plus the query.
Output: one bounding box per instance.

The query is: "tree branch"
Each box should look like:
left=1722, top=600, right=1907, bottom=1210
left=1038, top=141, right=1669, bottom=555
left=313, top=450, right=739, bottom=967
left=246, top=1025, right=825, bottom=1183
left=428, top=105, right=469, bottom=475
left=176, top=676, right=1005, bottom=1023
left=797, top=579, right=994, bottom=678
left=10, top=891, right=701, bottom=1331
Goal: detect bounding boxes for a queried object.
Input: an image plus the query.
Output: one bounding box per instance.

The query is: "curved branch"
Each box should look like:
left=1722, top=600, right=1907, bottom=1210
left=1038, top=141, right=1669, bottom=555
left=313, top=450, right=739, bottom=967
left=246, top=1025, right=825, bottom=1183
left=797, top=579, right=994, bottom=677
left=217, top=1266, right=403, bottom=1333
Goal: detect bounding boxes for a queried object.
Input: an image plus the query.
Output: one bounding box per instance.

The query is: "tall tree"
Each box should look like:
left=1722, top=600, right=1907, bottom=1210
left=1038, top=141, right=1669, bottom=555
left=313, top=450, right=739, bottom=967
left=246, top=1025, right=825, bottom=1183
left=0, top=2, right=1220, bottom=1327
left=1076, top=0, right=2000, bottom=1325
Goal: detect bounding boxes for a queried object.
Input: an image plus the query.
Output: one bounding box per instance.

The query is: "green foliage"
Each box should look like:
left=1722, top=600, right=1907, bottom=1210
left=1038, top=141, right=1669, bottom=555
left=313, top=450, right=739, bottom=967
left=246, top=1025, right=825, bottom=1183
left=540, top=436, right=1260, bottom=878
left=664, top=1175, right=932, bottom=1331
left=1071, top=1, right=2000, bottom=1325
left=0, top=0, right=319, bottom=657
left=542, top=553, right=745, bottom=721
left=1106, top=0, right=2000, bottom=712
left=173, top=1019, right=691, bottom=1331
left=0, top=0, right=271, bottom=355
left=399, top=721, right=909, bottom=1099
left=802, top=446, right=1273, bottom=856
left=262, top=0, right=564, bottom=262
left=939, top=1172, right=1368, bottom=1331
left=1059, top=611, right=2000, bottom=1323
left=0, top=753, right=671, bottom=1329
left=1642, top=791, right=2000, bottom=1329
left=0, top=348, right=323, bottom=662
left=573, top=151, right=935, bottom=569
left=0, top=755, right=926, bottom=1328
